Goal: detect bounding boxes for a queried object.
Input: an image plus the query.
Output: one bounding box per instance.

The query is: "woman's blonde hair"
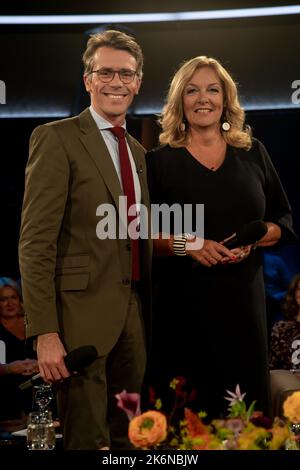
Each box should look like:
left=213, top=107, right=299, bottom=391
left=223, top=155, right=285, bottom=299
left=159, top=56, right=252, bottom=150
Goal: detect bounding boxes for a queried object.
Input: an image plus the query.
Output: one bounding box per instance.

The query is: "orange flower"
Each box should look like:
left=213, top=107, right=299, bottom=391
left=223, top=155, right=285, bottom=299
left=183, top=409, right=220, bottom=450
left=129, top=411, right=167, bottom=448
left=283, top=391, right=300, bottom=423
left=184, top=408, right=208, bottom=437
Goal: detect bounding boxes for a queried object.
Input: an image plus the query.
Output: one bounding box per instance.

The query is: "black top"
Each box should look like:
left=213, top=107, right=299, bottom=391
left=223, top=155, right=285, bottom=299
left=0, top=322, right=36, bottom=420
left=146, top=138, right=297, bottom=418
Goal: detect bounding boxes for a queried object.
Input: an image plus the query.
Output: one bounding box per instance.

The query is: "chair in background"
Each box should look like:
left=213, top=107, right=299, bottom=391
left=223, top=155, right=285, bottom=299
left=270, top=369, right=300, bottom=418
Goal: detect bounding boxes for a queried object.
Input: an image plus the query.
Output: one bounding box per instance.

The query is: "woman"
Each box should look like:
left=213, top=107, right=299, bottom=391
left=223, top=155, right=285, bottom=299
left=269, top=274, right=300, bottom=370
left=0, top=277, right=38, bottom=421
left=146, top=56, right=297, bottom=418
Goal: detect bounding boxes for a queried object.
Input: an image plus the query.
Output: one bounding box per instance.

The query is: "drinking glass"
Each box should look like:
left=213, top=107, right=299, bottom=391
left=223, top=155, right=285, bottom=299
left=26, top=411, right=56, bottom=450
left=33, top=384, right=53, bottom=416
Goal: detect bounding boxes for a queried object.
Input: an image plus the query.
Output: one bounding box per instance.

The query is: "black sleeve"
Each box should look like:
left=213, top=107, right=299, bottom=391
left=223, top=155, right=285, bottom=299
left=258, top=140, right=299, bottom=245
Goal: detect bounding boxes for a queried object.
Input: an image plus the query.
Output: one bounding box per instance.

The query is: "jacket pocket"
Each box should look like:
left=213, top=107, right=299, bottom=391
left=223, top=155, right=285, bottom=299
left=55, top=273, right=89, bottom=291
left=56, top=254, right=90, bottom=271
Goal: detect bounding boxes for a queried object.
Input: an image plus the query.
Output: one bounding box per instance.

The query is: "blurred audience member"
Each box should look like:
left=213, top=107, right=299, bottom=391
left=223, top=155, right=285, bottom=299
left=0, top=277, right=38, bottom=422
left=269, top=273, right=300, bottom=370
left=263, top=250, right=292, bottom=336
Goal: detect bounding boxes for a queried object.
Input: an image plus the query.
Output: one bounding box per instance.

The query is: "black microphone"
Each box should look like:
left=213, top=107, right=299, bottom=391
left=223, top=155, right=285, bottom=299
left=221, top=220, right=268, bottom=249
left=19, top=345, right=98, bottom=390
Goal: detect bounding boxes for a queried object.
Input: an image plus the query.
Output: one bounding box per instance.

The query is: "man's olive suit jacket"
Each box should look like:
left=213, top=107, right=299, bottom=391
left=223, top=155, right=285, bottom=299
left=19, top=108, right=152, bottom=356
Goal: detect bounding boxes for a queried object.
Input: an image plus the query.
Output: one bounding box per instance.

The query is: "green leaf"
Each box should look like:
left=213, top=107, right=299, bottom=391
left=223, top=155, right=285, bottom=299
left=155, top=398, right=162, bottom=410
left=246, top=401, right=256, bottom=420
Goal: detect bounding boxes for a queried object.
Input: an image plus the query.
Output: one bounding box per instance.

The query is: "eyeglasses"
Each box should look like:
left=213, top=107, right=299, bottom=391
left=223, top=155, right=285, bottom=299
left=89, top=68, right=137, bottom=84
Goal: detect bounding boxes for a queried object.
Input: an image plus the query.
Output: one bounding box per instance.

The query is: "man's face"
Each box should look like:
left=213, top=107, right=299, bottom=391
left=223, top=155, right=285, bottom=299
left=84, top=46, right=141, bottom=125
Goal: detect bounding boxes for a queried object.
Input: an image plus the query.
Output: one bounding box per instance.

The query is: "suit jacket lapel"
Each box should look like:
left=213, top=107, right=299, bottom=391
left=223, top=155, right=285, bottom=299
left=78, top=108, right=149, bottom=233
left=79, top=108, right=123, bottom=210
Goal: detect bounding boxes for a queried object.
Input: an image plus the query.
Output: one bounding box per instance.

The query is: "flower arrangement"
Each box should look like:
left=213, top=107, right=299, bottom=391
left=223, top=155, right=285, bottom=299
left=116, top=379, right=300, bottom=450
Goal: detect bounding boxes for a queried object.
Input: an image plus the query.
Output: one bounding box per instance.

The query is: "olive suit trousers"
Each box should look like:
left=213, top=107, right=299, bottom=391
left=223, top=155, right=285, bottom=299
left=57, top=288, right=146, bottom=449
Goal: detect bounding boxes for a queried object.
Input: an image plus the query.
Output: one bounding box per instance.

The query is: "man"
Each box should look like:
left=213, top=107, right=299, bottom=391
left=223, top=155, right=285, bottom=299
left=19, top=30, right=152, bottom=449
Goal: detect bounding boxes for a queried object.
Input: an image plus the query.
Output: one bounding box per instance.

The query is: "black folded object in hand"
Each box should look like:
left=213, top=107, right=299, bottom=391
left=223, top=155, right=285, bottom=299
left=222, top=220, right=268, bottom=249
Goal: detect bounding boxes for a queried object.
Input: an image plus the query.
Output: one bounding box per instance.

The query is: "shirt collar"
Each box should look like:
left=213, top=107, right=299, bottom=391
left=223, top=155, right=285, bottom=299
left=89, top=105, right=127, bottom=132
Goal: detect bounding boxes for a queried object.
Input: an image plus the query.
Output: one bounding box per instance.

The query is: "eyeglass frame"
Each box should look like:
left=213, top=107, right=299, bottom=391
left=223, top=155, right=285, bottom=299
left=88, top=67, right=138, bottom=84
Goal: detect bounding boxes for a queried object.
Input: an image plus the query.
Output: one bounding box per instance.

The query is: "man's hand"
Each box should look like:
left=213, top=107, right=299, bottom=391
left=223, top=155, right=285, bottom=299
left=37, top=332, right=71, bottom=383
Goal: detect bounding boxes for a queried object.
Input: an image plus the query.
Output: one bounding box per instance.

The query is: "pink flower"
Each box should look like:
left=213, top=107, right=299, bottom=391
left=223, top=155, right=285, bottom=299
left=224, top=384, right=246, bottom=407
left=115, top=389, right=141, bottom=421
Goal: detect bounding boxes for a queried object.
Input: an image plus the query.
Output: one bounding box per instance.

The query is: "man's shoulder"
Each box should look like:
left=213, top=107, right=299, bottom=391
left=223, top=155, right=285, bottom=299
left=44, top=110, right=84, bottom=132
left=45, top=114, right=79, bottom=129
left=32, top=108, right=91, bottom=137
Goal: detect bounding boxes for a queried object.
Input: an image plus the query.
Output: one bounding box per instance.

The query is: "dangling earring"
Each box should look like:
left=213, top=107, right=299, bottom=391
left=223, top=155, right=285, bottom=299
left=222, top=121, right=230, bottom=132
left=180, top=121, right=186, bottom=132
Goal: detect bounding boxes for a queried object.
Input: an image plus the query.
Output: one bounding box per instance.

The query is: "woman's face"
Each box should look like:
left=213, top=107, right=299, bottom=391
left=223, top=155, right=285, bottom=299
left=295, top=281, right=300, bottom=307
left=0, top=286, right=22, bottom=318
left=182, top=66, right=224, bottom=131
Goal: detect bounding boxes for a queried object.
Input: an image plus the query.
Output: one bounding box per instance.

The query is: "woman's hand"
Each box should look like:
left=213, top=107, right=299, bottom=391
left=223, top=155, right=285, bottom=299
left=2, top=358, right=39, bottom=376
left=186, top=237, right=237, bottom=267
left=219, top=244, right=252, bottom=264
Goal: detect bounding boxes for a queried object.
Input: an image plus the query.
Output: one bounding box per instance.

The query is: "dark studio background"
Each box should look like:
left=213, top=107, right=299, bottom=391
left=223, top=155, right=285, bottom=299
left=0, top=0, right=300, bottom=278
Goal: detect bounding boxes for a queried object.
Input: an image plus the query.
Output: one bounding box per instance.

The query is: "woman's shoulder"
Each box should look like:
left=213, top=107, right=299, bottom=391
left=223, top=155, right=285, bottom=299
left=246, top=137, right=272, bottom=160
left=0, top=321, right=6, bottom=340
left=147, top=144, right=172, bottom=157
left=146, top=144, right=184, bottom=169
left=0, top=321, right=9, bottom=338
left=232, top=137, right=263, bottom=154
left=250, top=137, right=268, bottom=152
left=231, top=137, right=271, bottom=169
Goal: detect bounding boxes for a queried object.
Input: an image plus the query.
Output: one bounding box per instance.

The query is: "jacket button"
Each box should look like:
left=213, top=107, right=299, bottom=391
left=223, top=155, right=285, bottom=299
left=122, top=278, right=130, bottom=285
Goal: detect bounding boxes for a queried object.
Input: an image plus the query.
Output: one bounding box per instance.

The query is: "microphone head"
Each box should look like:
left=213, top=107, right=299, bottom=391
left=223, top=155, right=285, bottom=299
left=236, top=220, right=268, bottom=246
left=64, top=345, right=98, bottom=372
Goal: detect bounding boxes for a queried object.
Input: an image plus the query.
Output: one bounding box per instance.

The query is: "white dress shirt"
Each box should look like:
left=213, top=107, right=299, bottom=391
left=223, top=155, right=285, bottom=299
left=89, top=106, right=141, bottom=205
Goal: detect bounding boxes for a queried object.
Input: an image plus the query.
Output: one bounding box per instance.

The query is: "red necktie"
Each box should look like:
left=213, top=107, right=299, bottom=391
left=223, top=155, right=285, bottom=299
left=109, top=127, right=140, bottom=281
